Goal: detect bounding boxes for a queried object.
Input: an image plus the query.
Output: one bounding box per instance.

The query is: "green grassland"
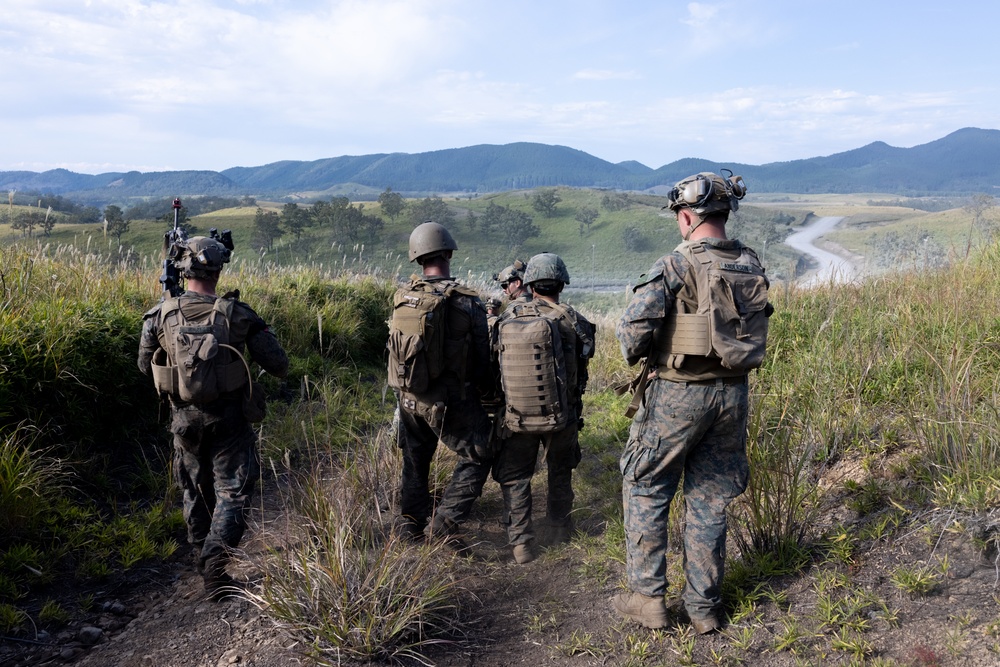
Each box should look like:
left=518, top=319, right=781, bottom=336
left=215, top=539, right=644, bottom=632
left=2, top=188, right=829, bottom=299
left=3, top=224, right=1000, bottom=663
left=0, top=202, right=1000, bottom=665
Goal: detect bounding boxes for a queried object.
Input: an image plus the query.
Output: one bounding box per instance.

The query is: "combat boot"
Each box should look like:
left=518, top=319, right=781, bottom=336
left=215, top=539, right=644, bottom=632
left=429, top=517, right=473, bottom=557
left=512, top=541, right=537, bottom=564
left=393, top=518, right=426, bottom=544
left=202, top=555, right=239, bottom=602
left=612, top=590, right=668, bottom=629
left=690, top=615, right=721, bottom=634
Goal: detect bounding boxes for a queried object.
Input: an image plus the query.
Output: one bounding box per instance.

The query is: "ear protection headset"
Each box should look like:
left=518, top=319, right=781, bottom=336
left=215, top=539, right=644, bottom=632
left=666, top=169, right=747, bottom=214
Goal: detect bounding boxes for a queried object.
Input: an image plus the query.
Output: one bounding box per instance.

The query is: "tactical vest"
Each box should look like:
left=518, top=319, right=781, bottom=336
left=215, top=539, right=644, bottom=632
left=151, top=296, right=249, bottom=403
left=654, top=241, right=770, bottom=374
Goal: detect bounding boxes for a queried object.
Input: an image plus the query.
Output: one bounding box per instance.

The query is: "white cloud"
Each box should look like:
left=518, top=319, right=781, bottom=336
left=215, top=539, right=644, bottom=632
left=680, top=2, right=721, bottom=28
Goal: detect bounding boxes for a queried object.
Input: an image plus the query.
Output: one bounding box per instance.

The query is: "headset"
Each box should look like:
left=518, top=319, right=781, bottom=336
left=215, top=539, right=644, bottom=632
left=667, top=169, right=747, bottom=213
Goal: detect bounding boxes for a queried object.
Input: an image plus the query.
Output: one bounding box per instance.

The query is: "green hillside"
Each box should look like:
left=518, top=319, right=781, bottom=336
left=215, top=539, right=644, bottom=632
left=2, top=128, right=998, bottom=206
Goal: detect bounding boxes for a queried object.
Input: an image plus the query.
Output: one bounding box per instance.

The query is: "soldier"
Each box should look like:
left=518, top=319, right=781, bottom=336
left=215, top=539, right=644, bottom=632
left=492, top=253, right=595, bottom=564
left=613, top=171, right=770, bottom=633
left=484, top=297, right=502, bottom=319
left=487, top=259, right=528, bottom=338
left=137, top=236, right=289, bottom=601
left=495, top=259, right=528, bottom=304
left=387, top=221, right=496, bottom=553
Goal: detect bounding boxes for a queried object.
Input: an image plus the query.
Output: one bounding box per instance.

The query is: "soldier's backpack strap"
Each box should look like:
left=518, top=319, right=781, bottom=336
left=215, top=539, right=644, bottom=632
left=212, top=297, right=249, bottom=393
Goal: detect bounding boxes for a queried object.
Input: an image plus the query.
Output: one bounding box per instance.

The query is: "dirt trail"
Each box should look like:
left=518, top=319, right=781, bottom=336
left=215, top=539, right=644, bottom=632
left=784, top=216, right=860, bottom=286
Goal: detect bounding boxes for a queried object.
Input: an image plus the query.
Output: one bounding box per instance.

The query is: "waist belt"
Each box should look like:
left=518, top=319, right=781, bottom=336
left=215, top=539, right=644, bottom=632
left=670, top=375, right=747, bottom=387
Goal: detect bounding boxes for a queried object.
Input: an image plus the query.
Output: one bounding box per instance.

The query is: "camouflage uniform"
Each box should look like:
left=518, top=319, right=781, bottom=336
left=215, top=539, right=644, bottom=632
left=138, top=291, right=289, bottom=578
left=395, top=276, right=496, bottom=540
left=617, top=238, right=755, bottom=622
left=492, top=294, right=593, bottom=551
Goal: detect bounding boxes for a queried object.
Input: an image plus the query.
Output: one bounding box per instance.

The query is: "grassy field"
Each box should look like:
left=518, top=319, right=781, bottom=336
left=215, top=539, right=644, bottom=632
left=1, top=187, right=830, bottom=290
left=2, top=207, right=1000, bottom=664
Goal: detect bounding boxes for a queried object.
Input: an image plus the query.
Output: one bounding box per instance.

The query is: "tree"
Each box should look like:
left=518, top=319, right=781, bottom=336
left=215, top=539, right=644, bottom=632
left=498, top=208, right=540, bottom=248
left=478, top=201, right=539, bottom=248
left=104, top=204, right=130, bottom=243
left=40, top=206, right=56, bottom=237
left=12, top=210, right=44, bottom=238
left=280, top=202, right=311, bottom=241
left=312, top=196, right=384, bottom=244
left=531, top=189, right=561, bottom=218
left=407, top=196, right=456, bottom=228
left=601, top=192, right=633, bottom=212
left=378, top=187, right=405, bottom=221
left=252, top=208, right=283, bottom=251
left=575, top=206, right=599, bottom=236
left=622, top=225, right=646, bottom=252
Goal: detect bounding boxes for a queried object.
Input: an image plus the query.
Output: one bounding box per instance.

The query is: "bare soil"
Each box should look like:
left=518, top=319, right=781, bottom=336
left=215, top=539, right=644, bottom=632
left=3, top=461, right=1000, bottom=667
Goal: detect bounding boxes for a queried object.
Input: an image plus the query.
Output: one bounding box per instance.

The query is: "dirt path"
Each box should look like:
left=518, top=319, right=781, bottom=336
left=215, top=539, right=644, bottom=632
left=784, top=216, right=860, bottom=286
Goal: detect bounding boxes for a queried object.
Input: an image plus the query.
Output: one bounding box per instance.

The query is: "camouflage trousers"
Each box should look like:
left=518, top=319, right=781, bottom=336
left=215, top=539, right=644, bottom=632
left=493, top=421, right=581, bottom=546
left=620, top=378, right=749, bottom=620
left=170, top=403, right=259, bottom=570
left=397, top=397, right=494, bottom=536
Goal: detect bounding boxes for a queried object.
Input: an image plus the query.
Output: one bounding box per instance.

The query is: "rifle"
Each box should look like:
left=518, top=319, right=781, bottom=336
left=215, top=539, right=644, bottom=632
left=158, top=197, right=187, bottom=298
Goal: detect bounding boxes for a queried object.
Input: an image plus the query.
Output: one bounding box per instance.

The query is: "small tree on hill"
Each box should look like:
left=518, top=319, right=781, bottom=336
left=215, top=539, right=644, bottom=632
left=378, top=187, right=405, bottom=221
left=253, top=208, right=283, bottom=252
left=531, top=189, right=561, bottom=218
left=280, top=202, right=311, bottom=241
left=575, top=206, right=599, bottom=236
left=407, top=196, right=456, bottom=228
left=601, top=192, right=632, bottom=212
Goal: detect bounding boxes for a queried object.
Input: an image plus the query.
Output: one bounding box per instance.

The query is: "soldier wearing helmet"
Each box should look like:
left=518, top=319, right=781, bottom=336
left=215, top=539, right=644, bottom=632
left=613, top=171, right=770, bottom=634
left=495, top=259, right=528, bottom=303
left=491, top=252, right=595, bottom=564
left=487, top=259, right=528, bottom=333
left=138, top=233, right=288, bottom=601
left=390, top=221, right=496, bottom=554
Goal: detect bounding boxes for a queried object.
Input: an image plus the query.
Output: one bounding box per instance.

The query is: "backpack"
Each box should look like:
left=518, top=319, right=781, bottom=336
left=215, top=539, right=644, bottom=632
left=151, top=296, right=249, bottom=403
left=387, top=280, right=454, bottom=394
left=497, top=301, right=570, bottom=433
left=664, top=241, right=771, bottom=372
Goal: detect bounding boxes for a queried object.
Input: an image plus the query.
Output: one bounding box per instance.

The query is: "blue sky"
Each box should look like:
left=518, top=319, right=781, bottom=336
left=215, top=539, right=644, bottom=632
left=2, top=0, right=997, bottom=175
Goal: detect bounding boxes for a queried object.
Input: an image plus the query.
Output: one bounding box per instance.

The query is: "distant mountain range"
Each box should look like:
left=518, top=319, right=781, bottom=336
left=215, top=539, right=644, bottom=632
left=2, top=127, right=998, bottom=206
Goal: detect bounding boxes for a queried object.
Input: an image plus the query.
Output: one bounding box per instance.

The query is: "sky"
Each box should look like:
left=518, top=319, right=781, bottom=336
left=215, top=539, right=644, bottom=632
left=2, top=0, right=998, bottom=175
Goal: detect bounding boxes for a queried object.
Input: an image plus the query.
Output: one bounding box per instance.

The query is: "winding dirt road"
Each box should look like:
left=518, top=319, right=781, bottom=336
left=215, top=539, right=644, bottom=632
left=783, top=216, right=857, bottom=286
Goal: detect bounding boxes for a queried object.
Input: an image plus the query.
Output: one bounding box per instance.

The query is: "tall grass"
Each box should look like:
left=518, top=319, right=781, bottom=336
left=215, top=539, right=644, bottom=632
left=248, top=426, right=462, bottom=665
left=0, top=425, right=69, bottom=545
left=5, top=230, right=1000, bottom=658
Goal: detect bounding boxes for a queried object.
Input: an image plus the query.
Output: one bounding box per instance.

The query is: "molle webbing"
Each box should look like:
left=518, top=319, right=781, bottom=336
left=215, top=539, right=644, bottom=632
left=497, top=301, right=570, bottom=433
left=656, top=312, right=711, bottom=362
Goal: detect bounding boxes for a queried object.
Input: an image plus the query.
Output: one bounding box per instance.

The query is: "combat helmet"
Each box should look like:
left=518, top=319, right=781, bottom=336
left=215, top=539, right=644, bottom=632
left=665, top=170, right=747, bottom=217
left=494, top=259, right=526, bottom=286
left=171, top=236, right=231, bottom=279
left=408, top=221, right=458, bottom=263
left=523, top=252, right=570, bottom=287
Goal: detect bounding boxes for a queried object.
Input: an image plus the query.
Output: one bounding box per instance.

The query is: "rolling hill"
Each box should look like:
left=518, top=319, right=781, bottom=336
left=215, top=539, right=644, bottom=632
left=1, top=128, right=998, bottom=206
